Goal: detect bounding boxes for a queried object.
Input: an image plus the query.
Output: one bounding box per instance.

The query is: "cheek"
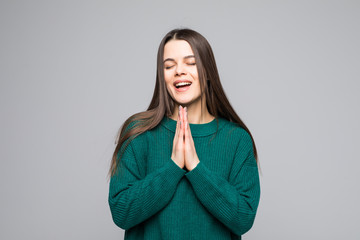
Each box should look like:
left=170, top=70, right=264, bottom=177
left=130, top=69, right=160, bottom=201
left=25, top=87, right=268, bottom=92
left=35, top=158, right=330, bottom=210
left=190, top=69, right=199, bottom=80
left=164, top=74, right=173, bottom=92
left=164, top=71, right=172, bottom=84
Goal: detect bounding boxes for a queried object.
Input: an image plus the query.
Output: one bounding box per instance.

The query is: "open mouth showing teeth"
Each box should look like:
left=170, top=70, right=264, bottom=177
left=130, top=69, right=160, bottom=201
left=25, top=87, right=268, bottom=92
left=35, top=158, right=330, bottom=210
left=175, top=82, right=192, bottom=88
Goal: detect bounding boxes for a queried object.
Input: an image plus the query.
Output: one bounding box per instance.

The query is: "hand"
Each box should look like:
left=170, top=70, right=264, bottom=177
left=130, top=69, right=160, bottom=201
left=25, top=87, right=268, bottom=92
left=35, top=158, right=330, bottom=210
left=171, top=105, right=185, bottom=169
left=182, top=106, right=200, bottom=171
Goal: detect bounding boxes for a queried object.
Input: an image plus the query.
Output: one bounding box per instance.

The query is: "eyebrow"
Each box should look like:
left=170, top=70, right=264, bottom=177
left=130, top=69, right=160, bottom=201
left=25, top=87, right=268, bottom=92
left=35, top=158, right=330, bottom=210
left=163, top=55, right=195, bottom=63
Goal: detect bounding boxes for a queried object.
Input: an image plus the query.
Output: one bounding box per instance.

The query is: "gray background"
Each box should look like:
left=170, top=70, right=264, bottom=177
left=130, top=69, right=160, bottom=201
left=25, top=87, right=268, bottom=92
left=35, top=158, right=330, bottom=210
left=1, top=0, right=359, bottom=239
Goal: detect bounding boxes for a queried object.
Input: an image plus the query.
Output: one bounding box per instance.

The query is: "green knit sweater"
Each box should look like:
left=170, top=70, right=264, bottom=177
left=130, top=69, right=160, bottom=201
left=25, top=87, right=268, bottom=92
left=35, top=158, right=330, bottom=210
left=109, top=115, right=260, bottom=239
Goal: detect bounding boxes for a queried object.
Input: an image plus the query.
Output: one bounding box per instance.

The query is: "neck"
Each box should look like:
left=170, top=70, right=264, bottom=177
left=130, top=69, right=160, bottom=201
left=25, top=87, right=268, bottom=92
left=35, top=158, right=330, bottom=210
left=170, top=96, right=214, bottom=124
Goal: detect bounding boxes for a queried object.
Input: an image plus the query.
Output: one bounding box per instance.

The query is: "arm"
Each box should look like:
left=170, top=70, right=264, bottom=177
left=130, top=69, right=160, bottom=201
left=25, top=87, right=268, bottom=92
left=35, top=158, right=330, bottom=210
left=185, top=130, right=260, bottom=236
left=108, top=139, right=187, bottom=230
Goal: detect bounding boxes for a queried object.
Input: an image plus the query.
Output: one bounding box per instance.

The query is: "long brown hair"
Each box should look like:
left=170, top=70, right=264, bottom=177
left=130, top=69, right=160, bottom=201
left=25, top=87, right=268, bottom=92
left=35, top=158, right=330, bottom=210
left=108, top=28, right=259, bottom=178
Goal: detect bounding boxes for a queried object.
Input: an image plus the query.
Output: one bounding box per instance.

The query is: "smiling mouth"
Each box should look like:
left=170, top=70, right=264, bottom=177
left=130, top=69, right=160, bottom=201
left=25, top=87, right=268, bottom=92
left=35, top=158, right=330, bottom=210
left=174, top=82, right=192, bottom=89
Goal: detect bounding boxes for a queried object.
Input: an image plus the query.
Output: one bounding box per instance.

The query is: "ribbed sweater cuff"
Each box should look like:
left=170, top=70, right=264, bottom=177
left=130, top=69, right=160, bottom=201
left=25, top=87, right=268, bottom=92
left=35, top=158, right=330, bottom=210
left=166, top=158, right=187, bottom=181
left=184, top=161, right=208, bottom=183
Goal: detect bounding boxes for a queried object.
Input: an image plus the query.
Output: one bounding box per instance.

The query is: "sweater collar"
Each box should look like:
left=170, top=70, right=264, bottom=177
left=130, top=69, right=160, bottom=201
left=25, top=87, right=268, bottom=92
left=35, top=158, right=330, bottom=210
left=160, top=115, right=226, bottom=137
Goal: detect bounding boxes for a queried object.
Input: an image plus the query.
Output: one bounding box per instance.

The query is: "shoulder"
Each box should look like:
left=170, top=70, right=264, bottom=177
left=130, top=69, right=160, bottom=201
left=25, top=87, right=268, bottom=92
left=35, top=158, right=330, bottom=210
left=121, top=118, right=149, bottom=150
left=122, top=117, right=141, bottom=134
left=219, top=118, right=253, bottom=145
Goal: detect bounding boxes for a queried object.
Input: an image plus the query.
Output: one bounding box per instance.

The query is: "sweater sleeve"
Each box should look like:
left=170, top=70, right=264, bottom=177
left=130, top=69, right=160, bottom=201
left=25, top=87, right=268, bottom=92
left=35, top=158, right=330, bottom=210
left=184, top=130, right=260, bottom=236
left=108, top=138, right=187, bottom=230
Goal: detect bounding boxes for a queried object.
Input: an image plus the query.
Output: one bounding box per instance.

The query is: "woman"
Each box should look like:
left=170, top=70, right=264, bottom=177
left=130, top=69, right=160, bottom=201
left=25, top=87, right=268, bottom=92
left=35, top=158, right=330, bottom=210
left=108, top=28, right=260, bottom=240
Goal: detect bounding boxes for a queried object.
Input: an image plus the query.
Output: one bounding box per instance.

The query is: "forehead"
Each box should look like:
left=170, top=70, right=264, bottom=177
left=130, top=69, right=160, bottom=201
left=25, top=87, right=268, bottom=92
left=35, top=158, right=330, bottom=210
left=163, top=40, right=194, bottom=59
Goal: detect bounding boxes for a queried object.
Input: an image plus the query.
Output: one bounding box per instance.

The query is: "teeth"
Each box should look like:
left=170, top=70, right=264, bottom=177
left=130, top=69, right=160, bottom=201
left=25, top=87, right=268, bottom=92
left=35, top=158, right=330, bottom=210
left=175, top=82, right=192, bottom=87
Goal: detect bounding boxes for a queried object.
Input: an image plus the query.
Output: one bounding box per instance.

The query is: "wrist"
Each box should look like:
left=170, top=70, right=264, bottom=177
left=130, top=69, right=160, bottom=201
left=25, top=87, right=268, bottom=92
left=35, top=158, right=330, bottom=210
left=188, top=160, right=200, bottom=171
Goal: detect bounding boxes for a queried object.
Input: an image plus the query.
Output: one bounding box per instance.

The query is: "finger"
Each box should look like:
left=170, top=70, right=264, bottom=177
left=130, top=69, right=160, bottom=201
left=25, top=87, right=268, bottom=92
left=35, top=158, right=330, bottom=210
left=184, top=107, right=190, bottom=143
left=179, top=106, right=184, bottom=143
left=183, top=106, right=187, bottom=122
left=183, top=107, right=187, bottom=140
left=185, top=108, right=194, bottom=144
left=180, top=106, right=184, bottom=131
left=179, top=105, right=183, bottom=134
left=183, top=106, right=186, bottom=132
left=184, top=109, right=189, bottom=141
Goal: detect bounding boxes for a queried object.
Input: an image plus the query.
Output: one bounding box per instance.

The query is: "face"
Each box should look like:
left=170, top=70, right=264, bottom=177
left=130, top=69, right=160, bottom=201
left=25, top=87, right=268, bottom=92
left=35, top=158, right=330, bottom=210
left=163, top=39, right=203, bottom=107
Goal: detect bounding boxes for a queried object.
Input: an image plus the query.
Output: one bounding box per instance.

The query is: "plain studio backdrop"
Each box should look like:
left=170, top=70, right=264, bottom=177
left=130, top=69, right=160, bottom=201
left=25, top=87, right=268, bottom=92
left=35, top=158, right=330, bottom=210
left=1, top=0, right=359, bottom=239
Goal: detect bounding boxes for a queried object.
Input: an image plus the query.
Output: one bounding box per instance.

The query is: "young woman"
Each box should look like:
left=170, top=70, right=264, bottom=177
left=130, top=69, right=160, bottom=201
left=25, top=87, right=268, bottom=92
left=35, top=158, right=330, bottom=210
left=108, top=28, right=260, bottom=240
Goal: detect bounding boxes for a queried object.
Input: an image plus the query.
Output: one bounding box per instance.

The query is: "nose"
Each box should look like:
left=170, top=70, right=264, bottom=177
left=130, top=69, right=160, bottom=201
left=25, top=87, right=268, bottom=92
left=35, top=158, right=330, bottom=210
left=175, top=63, right=186, bottom=76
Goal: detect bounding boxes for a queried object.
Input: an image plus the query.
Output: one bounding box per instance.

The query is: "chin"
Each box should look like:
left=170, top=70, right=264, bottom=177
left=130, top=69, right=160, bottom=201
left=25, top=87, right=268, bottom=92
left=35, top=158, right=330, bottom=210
left=175, top=96, right=201, bottom=106
left=168, top=89, right=202, bottom=106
